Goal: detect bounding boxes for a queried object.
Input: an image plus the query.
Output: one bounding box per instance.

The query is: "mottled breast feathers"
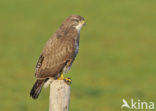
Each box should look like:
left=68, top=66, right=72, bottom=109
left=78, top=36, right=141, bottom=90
left=35, top=28, right=78, bottom=79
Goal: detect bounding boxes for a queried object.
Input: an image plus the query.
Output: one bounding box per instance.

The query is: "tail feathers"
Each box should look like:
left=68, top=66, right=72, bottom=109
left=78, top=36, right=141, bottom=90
left=30, top=79, right=46, bottom=99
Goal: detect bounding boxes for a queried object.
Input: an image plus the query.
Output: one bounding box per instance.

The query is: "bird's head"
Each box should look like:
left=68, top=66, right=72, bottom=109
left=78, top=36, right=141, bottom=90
left=62, top=15, right=86, bottom=32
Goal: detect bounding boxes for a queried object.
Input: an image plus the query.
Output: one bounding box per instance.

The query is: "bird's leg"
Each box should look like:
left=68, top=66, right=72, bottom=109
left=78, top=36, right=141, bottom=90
left=57, top=73, right=72, bottom=84
left=57, top=73, right=64, bottom=80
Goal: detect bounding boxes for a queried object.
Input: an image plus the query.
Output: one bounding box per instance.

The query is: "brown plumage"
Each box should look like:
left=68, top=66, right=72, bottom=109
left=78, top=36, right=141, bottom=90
left=30, top=15, right=85, bottom=99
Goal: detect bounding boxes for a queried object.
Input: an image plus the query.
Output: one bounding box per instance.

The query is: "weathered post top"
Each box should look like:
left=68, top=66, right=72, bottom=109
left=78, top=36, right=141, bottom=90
left=49, top=80, right=70, bottom=111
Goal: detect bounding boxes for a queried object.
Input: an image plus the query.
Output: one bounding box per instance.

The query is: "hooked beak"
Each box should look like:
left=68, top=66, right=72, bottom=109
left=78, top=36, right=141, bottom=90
left=79, top=20, right=86, bottom=26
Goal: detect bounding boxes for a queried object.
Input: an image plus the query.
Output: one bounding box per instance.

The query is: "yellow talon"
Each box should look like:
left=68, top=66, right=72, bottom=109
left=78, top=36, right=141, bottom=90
left=64, top=78, right=72, bottom=82
left=57, top=74, right=72, bottom=84
left=64, top=77, right=72, bottom=85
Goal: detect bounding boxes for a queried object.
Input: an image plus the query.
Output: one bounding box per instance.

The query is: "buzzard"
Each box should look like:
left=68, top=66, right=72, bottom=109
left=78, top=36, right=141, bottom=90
left=30, top=15, right=85, bottom=99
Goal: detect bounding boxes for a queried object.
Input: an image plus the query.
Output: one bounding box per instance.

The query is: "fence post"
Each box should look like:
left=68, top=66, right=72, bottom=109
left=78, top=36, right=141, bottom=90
left=49, top=80, right=70, bottom=111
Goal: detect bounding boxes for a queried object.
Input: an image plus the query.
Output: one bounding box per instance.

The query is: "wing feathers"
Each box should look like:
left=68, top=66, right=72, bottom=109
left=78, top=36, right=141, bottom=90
left=35, top=30, right=77, bottom=78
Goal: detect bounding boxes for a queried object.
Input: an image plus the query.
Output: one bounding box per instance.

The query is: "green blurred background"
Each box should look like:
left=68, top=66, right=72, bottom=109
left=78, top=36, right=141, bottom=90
left=0, top=0, right=156, bottom=111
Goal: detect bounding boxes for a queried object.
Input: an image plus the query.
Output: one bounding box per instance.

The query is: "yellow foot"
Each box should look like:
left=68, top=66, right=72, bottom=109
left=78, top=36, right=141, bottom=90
left=64, top=77, right=72, bottom=85
left=57, top=74, right=64, bottom=80
left=57, top=74, right=72, bottom=84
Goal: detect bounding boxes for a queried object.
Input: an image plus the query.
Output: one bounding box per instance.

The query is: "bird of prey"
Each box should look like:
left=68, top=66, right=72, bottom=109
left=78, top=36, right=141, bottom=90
left=30, top=15, right=85, bottom=99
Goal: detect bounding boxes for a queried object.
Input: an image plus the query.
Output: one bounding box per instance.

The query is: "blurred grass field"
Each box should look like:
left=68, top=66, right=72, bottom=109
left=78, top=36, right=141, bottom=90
left=0, top=0, right=156, bottom=111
